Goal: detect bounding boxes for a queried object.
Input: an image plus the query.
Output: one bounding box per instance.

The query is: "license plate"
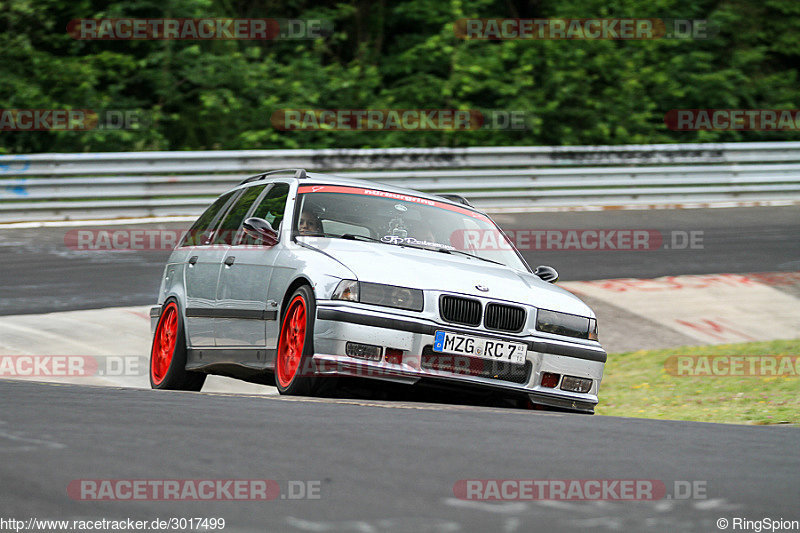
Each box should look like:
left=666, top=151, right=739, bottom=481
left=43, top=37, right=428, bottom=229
left=432, top=331, right=527, bottom=365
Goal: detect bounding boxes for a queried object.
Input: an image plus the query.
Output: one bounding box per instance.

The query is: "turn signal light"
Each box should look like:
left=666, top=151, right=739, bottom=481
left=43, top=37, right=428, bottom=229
left=541, top=372, right=560, bottom=388
left=384, top=348, right=404, bottom=364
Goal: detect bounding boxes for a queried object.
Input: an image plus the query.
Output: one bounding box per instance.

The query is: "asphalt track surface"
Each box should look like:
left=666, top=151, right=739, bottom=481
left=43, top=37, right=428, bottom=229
left=1, top=206, right=798, bottom=316
left=2, top=206, right=799, bottom=533
left=3, top=379, right=799, bottom=532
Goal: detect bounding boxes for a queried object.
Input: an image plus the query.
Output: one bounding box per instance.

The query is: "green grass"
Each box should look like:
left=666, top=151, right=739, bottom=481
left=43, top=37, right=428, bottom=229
left=596, top=339, right=800, bottom=425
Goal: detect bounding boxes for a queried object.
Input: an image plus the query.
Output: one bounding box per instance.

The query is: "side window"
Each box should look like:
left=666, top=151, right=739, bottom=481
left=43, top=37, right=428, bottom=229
left=242, top=183, right=290, bottom=245
left=252, top=183, right=290, bottom=229
left=212, top=184, right=267, bottom=245
left=181, top=191, right=237, bottom=247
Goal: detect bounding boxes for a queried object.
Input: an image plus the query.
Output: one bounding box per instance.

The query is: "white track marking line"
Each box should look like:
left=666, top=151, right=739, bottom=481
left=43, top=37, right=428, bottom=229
left=443, top=498, right=529, bottom=514
left=486, top=199, right=800, bottom=214
left=0, top=216, right=197, bottom=229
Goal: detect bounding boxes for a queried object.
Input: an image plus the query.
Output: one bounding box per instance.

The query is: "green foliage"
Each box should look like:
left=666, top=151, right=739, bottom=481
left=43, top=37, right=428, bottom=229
left=597, top=339, right=800, bottom=425
left=1, top=0, right=798, bottom=153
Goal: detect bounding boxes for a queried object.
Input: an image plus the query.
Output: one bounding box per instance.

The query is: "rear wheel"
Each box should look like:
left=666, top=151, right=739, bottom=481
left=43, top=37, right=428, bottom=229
left=150, top=300, right=206, bottom=391
left=275, top=285, right=318, bottom=395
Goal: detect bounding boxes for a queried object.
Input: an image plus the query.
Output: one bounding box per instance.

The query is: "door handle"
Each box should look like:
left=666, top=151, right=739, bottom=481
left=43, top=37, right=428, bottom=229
left=224, top=256, right=236, bottom=266
left=188, top=256, right=198, bottom=265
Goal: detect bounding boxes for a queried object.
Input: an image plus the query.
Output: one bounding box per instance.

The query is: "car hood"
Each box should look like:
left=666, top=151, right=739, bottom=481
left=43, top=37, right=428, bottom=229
left=305, top=239, right=594, bottom=318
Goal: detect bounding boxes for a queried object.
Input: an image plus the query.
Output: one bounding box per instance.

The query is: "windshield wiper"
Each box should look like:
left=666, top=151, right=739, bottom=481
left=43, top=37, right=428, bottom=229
left=299, top=232, right=391, bottom=244
left=435, top=247, right=505, bottom=266
left=340, top=233, right=382, bottom=242
left=299, top=232, right=370, bottom=240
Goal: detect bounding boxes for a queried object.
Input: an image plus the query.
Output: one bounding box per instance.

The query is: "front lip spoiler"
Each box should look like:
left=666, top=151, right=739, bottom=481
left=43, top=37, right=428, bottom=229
left=316, top=306, right=607, bottom=364
left=312, top=354, right=598, bottom=411
left=526, top=391, right=596, bottom=414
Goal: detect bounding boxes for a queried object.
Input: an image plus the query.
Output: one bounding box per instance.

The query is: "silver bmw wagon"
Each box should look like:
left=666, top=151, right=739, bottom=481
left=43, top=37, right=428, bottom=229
left=149, top=169, right=606, bottom=412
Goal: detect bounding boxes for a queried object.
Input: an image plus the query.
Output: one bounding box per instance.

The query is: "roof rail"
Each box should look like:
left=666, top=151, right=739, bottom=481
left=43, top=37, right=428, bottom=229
left=436, top=193, right=474, bottom=207
left=239, top=168, right=307, bottom=185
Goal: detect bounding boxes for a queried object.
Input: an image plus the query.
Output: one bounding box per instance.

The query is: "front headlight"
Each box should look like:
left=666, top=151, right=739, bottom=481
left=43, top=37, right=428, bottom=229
left=536, top=309, right=597, bottom=340
left=331, top=280, right=424, bottom=311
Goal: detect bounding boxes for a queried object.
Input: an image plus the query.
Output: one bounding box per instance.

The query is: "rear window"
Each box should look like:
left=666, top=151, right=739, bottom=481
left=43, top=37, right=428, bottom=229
left=212, top=184, right=267, bottom=245
left=180, top=191, right=237, bottom=247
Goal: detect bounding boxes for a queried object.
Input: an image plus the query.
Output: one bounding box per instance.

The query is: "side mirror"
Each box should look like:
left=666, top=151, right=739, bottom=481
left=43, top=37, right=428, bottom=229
left=534, top=265, right=559, bottom=283
left=242, top=217, right=278, bottom=246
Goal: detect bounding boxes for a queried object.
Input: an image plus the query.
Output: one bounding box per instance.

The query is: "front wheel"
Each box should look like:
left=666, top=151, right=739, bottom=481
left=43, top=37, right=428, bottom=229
left=150, top=300, right=206, bottom=391
left=275, top=285, right=318, bottom=395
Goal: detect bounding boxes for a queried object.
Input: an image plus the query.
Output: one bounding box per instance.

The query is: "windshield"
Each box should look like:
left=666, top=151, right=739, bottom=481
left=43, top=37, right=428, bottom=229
left=295, top=185, right=529, bottom=271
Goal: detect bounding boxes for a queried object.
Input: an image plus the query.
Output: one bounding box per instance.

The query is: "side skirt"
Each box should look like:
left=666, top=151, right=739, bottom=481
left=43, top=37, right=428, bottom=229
left=186, top=347, right=277, bottom=374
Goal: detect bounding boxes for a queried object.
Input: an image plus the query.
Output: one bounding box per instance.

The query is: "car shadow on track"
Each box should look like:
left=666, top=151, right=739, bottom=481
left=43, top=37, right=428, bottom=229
left=308, top=376, right=582, bottom=414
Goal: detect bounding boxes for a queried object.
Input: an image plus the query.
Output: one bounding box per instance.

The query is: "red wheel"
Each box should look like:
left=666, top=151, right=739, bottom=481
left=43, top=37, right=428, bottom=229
left=275, top=285, right=317, bottom=395
left=151, top=302, right=179, bottom=385
left=277, top=296, right=306, bottom=387
left=149, top=300, right=206, bottom=391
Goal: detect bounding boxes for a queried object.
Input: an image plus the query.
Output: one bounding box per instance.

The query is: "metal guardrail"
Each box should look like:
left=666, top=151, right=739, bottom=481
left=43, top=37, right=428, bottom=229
left=1, top=142, right=800, bottom=221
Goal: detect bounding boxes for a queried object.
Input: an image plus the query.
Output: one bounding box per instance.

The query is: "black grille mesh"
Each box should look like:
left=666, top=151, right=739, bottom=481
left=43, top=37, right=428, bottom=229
left=440, top=296, right=482, bottom=326
left=485, top=303, right=526, bottom=332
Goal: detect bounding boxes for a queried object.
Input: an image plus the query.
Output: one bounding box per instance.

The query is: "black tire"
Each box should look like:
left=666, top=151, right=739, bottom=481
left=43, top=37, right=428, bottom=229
left=149, top=299, right=206, bottom=391
left=275, top=285, right=319, bottom=395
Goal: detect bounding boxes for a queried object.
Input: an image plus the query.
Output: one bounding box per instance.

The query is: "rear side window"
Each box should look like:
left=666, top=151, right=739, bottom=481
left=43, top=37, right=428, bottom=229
left=181, top=191, right=237, bottom=246
left=241, top=183, right=291, bottom=245
left=212, top=184, right=268, bottom=245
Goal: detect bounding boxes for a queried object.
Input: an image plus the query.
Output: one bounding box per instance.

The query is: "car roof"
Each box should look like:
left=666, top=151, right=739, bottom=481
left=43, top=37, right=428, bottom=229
left=235, top=170, right=485, bottom=214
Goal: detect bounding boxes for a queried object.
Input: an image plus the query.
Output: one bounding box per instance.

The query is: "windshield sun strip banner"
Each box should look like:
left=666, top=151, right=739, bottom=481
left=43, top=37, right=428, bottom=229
left=297, top=185, right=492, bottom=223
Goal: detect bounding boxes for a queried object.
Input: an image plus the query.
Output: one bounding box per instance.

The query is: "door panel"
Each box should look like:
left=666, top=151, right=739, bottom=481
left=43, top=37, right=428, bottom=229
left=213, top=182, right=290, bottom=347
left=215, top=247, right=278, bottom=347
left=180, top=191, right=239, bottom=347
left=184, top=248, right=225, bottom=347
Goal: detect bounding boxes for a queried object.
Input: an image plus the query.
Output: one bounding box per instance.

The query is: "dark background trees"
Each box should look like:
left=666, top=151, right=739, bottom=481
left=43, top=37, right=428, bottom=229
left=1, top=0, right=798, bottom=153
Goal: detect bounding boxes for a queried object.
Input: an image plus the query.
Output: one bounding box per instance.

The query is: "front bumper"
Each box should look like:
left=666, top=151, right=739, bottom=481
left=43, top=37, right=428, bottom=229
left=313, top=302, right=606, bottom=413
